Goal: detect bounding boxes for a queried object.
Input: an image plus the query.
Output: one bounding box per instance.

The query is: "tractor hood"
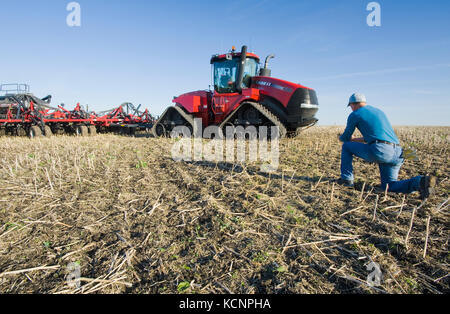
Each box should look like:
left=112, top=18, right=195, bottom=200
left=251, top=76, right=313, bottom=106
left=251, top=76, right=319, bottom=127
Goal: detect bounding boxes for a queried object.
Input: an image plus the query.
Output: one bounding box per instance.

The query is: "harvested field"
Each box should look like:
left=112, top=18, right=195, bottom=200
left=0, top=126, right=448, bottom=294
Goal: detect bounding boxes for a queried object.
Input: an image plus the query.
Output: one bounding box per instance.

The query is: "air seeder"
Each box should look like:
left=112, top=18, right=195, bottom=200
left=0, top=84, right=156, bottom=138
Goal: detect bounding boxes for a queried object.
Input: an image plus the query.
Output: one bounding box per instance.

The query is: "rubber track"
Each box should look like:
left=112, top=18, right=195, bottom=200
left=219, top=101, right=287, bottom=138
left=152, top=105, right=195, bottom=137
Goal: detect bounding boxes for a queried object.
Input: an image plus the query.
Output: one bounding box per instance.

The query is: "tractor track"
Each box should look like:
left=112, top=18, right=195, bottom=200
left=153, top=102, right=288, bottom=139
left=152, top=105, right=195, bottom=137
left=219, top=101, right=287, bottom=138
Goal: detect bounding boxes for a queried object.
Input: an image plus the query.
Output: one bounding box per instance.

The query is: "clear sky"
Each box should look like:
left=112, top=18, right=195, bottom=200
left=1, top=0, right=449, bottom=125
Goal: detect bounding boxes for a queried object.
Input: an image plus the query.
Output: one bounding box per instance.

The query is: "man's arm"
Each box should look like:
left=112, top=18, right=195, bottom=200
left=339, top=114, right=357, bottom=142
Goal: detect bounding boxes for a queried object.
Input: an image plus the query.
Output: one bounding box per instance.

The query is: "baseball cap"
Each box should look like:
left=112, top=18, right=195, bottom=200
left=348, top=93, right=367, bottom=106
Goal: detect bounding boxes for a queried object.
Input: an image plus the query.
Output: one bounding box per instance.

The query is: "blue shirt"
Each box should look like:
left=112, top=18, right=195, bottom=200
left=340, top=105, right=399, bottom=144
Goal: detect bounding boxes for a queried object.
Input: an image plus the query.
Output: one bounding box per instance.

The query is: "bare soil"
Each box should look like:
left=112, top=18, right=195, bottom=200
left=0, top=126, right=448, bottom=294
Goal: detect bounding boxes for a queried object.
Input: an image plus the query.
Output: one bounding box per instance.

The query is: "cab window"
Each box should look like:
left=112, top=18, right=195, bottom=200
left=242, top=58, right=259, bottom=88
left=214, top=59, right=238, bottom=93
left=213, top=57, right=259, bottom=93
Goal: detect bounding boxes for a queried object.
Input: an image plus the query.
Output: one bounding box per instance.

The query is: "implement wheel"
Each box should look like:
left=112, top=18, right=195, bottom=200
left=17, top=127, right=27, bottom=137
left=75, top=125, right=89, bottom=137
left=120, top=127, right=130, bottom=136
left=88, top=125, right=97, bottom=136
left=29, top=126, right=43, bottom=139
left=44, top=125, right=53, bottom=137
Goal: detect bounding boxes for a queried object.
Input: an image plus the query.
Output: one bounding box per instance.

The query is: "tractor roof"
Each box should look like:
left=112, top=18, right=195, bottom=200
left=210, top=52, right=260, bottom=64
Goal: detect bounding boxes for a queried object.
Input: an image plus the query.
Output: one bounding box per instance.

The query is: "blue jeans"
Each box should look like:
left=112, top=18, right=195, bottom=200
left=341, top=142, right=422, bottom=194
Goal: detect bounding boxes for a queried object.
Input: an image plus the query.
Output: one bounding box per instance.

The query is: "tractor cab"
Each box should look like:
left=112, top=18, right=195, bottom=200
left=210, top=47, right=260, bottom=94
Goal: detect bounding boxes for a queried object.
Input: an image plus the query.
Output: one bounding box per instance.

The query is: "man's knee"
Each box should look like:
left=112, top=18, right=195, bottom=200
left=342, top=142, right=352, bottom=152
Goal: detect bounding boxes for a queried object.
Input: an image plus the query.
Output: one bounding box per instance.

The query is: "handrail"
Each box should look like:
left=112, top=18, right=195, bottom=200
left=0, top=83, right=30, bottom=95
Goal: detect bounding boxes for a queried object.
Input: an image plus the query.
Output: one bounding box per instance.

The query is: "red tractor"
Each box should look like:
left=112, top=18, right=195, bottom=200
left=152, top=45, right=319, bottom=138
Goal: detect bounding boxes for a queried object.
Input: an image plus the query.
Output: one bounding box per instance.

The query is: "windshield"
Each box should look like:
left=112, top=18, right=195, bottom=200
left=213, top=59, right=238, bottom=93
left=213, top=57, right=259, bottom=93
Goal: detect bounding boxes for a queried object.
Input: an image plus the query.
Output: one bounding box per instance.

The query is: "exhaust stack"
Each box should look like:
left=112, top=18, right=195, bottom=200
left=259, top=54, right=275, bottom=77
left=236, top=45, right=248, bottom=93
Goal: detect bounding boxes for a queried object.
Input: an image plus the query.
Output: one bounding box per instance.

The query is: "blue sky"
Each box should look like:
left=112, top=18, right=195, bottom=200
left=1, top=0, right=449, bottom=125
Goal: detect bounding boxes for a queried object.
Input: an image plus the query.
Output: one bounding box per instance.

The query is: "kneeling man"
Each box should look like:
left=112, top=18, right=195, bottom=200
left=338, top=93, right=436, bottom=200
